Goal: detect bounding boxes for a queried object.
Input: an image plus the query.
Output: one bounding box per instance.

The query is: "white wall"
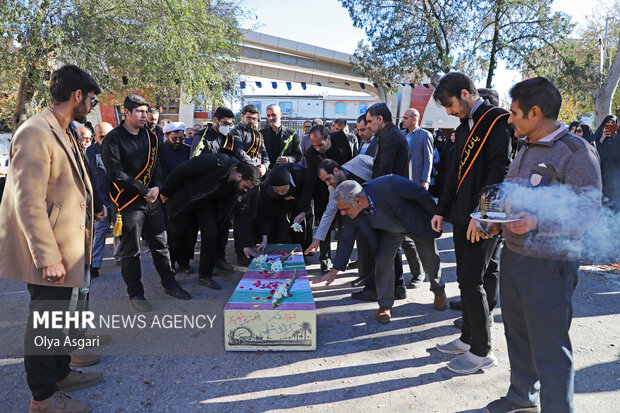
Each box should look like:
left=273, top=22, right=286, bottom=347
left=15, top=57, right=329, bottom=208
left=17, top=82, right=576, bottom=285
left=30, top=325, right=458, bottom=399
left=242, top=97, right=323, bottom=119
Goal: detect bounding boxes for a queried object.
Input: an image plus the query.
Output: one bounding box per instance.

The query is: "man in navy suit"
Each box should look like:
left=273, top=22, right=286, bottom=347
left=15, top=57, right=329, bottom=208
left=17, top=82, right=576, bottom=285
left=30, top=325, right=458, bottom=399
left=313, top=175, right=440, bottom=324
left=401, top=109, right=447, bottom=310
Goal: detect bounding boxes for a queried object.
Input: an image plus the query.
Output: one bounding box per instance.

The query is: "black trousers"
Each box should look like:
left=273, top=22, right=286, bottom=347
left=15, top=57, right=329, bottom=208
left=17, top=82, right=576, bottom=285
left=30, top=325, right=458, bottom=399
left=234, top=187, right=260, bottom=255
left=360, top=236, right=404, bottom=291
left=167, top=209, right=198, bottom=267
left=118, top=202, right=176, bottom=298
left=452, top=223, right=501, bottom=357
left=24, top=284, right=74, bottom=401
left=195, top=200, right=228, bottom=279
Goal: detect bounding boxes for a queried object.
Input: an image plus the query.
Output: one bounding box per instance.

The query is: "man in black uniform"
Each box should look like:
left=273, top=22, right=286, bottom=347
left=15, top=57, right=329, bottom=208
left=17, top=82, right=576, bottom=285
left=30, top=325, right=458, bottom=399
left=431, top=72, right=511, bottom=374
left=225, top=104, right=270, bottom=265
left=298, top=125, right=356, bottom=272
left=146, top=107, right=164, bottom=144
left=190, top=106, right=235, bottom=158
left=102, top=94, right=191, bottom=312
left=260, top=104, right=302, bottom=168
left=161, top=154, right=260, bottom=289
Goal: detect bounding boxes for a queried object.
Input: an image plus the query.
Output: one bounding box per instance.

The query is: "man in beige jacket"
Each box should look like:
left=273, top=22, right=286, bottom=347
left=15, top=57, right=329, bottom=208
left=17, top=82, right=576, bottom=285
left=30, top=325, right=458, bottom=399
left=0, top=65, right=104, bottom=413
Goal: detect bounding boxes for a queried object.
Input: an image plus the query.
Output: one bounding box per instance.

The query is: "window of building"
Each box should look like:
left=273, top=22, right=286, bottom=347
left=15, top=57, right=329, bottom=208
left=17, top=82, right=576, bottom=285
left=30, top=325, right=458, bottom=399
left=335, top=102, right=346, bottom=115
left=279, top=102, right=293, bottom=114
left=247, top=101, right=261, bottom=114
left=359, top=102, right=367, bottom=115
left=158, top=94, right=180, bottom=122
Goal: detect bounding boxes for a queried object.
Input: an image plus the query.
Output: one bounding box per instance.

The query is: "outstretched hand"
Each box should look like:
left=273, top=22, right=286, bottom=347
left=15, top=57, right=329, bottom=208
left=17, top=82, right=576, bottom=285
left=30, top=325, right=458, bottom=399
left=312, top=269, right=339, bottom=286
left=305, top=239, right=320, bottom=255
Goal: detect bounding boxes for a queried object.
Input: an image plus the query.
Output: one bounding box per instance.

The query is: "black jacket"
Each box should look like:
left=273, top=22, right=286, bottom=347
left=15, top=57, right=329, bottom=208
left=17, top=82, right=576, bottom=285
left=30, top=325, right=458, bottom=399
left=228, top=123, right=270, bottom=168
left=160, top=153, right=241, bottom=219
left=260, top=125, right=302, bottom=166
left=258, top=163, right=307, bottom=235
left=436, top=101, right=512, bottom=225
left=300, top=131, right=355, bottom=213
left=332, top=175, right=439, bottom=271
left=189, top=125, right=225, bottom=157
left=372, top=122, right=410, bottom=179
left=101, top=124, right=162, bottom=209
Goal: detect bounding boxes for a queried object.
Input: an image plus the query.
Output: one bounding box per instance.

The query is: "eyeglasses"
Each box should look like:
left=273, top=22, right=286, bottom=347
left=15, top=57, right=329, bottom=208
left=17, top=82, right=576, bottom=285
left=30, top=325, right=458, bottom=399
left=575, top=128, right=583, bottom=133
left=88, top=95, right=99, bottom=108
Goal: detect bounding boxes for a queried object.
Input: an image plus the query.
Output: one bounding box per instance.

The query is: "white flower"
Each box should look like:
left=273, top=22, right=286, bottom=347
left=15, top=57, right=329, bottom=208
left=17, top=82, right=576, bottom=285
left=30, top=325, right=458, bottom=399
left=255, top=254, right=267, bottom=266
left=270, top=260, right=283, bottom=273
left=272, top=284, right=288, bottom=303
left=291, top=222, right=303, bottom=233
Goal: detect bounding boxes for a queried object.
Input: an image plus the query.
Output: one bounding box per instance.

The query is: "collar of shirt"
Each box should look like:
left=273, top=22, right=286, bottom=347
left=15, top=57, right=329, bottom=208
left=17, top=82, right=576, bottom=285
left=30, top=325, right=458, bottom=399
left=362, top=191, right=376, bottom=215
left=49, top=109, right=71, bottom=131
left=468, top=98, right=484, bottom=130
left=531, top=123, right=568, bottom=143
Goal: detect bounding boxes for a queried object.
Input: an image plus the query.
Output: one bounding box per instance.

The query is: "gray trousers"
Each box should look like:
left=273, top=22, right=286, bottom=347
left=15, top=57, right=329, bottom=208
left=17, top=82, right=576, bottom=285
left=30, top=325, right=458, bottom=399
left=402, top=235, right=444, bottom=295
left=375, top=230, right=440, bottom=308
left=501, top=247, right=578, bottom=412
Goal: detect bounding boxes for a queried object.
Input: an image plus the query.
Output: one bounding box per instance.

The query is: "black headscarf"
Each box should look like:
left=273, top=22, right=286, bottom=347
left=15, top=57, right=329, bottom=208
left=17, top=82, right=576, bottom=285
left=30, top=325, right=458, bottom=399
left=592, top=115, right=617, bottom=146
left=580, top=124, right=594, bottom=145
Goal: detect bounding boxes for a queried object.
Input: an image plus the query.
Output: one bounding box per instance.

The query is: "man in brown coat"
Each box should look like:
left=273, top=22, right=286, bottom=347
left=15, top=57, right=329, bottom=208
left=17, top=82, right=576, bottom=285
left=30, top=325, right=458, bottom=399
left=0, top=65, right=104, bottom=412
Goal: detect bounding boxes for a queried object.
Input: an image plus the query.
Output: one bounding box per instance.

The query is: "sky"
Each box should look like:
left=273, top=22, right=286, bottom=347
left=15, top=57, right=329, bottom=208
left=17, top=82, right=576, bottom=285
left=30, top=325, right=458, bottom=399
left=238, top=0, right=598, bottom=101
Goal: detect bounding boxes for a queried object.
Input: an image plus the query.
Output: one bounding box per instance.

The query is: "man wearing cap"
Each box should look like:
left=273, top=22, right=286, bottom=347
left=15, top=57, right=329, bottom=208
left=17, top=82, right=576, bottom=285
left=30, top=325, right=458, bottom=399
left=102, top=94, right=191, bottom=311
left=159, top=122, right=195, bottom=274
left=160, top=122, right=190, bottom=179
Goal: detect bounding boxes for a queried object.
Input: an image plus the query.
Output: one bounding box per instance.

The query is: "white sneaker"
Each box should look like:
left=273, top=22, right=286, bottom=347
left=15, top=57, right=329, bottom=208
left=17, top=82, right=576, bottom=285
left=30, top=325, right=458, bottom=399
left=447, top=350, right=498, bottom=374
left=435, top=338, right=471, bottom=354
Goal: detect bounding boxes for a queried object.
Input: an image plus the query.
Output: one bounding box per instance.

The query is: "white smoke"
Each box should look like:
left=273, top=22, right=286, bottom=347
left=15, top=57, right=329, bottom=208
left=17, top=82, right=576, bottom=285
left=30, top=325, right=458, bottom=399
left=497, top=182, right=619, bottom=262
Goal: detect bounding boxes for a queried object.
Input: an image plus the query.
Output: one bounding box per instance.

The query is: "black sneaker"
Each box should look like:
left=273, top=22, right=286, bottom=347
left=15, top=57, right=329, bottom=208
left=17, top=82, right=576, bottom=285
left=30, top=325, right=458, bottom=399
left=164, top=283, right=192, bottom=300
left=395, top=284, right=407, bottom=300
left=178, top=264, right=195, bottom=274
left=129, top=295, right=152, bottom=312
left=198, top=277, right=222, bottom=290
left=90, top=267, right=99, bottom=278
left=485, top=397, right=540, bottom=412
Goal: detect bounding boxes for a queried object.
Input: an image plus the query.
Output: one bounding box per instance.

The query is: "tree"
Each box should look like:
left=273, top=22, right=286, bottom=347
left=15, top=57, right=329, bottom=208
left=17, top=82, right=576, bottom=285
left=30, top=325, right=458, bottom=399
left=339, top=0, right=572, bottom=89
left=0, top=0, right=244, bottom=133
left=341, top=0, right=468, bottom=89
left=469, top=0, right=572, bottom=88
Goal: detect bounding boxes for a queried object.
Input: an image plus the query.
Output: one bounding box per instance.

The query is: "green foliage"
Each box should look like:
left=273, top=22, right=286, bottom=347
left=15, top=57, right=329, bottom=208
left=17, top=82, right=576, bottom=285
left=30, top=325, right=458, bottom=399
left=524, top=1, right=620, bottom=125
left=0, top=0, right=243, bottom=130
left=339, top=0, right=572, bottom=89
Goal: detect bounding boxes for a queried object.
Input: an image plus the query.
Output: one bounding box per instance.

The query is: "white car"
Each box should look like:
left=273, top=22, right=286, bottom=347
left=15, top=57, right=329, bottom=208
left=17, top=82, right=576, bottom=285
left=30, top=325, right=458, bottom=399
left=0, top=135, right=11, bottom=177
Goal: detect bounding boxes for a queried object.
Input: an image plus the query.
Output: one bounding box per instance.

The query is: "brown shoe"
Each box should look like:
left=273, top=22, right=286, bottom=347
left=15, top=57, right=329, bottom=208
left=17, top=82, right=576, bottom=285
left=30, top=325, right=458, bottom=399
left=434, top=294, right=448, bottom=311
left=30, top=391, right=91, bottom=413
left=69, top=349, right=100, bottom=367
left=375, top=307, right=391, bottom=324
left=57, top=369, right=103, bottom=392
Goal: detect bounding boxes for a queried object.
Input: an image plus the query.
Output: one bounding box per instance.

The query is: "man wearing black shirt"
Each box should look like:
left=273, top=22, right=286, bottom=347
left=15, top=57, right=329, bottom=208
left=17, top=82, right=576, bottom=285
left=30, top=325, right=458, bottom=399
left=260, top=104, right=302, bottom=167
left=102, top=94, right=191, bottom=311
left=146, top=107, right=164, bottom=144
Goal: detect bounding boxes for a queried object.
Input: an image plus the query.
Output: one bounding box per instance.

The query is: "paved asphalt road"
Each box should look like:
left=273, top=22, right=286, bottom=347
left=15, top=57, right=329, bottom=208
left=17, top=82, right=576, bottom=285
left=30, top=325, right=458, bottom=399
left=1, top=224, right=619, bottom=412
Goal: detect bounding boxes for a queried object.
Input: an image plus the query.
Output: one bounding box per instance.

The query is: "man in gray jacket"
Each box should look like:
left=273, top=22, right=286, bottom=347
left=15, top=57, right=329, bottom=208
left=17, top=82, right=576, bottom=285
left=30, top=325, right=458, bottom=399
left=481, top=78, right=602, bottom=412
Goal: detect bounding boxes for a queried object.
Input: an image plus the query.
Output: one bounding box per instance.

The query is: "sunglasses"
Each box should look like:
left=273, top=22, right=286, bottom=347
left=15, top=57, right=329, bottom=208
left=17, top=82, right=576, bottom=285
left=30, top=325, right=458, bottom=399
left=575, top=128, right=583, bottom=133
left=87, top=95, right=99, bottom=108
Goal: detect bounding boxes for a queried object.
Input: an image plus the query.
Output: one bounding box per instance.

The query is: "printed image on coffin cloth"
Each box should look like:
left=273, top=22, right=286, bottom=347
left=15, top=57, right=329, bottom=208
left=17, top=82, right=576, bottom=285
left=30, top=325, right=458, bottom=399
left=529, top=162, right=558, bottom=188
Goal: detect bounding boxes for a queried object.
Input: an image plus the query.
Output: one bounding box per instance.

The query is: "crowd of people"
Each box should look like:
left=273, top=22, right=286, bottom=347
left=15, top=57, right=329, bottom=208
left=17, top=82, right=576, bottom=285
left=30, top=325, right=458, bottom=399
left=0, top=63, right=611, bottom=413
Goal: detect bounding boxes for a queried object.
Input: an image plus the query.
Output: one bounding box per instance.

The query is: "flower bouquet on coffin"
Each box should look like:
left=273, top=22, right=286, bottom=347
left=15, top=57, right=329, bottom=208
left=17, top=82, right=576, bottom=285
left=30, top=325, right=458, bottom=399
left=268, top=247, right=297, bottom=274
left=272, top=269, right=297, bottom=308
